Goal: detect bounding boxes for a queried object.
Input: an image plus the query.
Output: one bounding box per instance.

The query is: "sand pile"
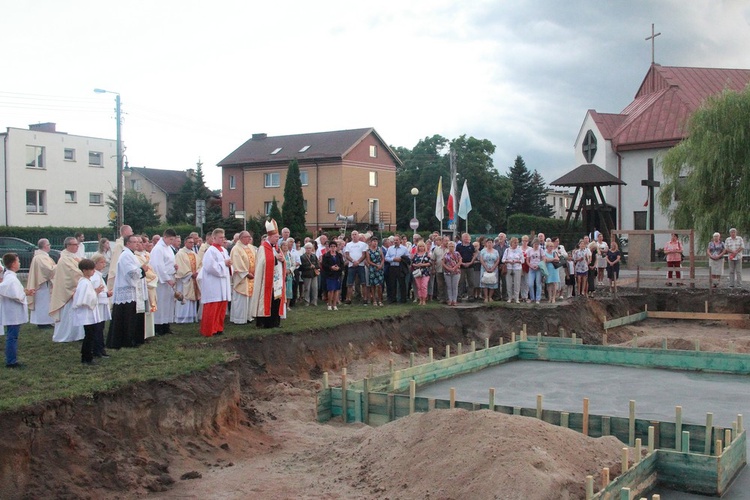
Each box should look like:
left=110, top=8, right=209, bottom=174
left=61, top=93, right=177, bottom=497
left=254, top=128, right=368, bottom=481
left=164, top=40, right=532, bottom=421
left=325, top=409, right=624, bottom=500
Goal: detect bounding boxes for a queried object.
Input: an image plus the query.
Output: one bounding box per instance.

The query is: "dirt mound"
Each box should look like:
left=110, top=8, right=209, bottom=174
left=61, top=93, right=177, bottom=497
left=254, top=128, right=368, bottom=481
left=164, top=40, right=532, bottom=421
left=320, top=409, right=623, bottom=500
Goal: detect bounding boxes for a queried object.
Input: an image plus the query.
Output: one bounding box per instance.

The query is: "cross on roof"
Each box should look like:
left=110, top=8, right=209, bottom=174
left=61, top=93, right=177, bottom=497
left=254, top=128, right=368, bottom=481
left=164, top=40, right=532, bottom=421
left=645, top=23, right=661, bottom=65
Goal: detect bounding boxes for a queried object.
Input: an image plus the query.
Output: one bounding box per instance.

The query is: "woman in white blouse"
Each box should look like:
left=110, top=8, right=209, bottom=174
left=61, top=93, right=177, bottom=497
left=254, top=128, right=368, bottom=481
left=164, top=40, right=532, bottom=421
left=502, top=237, right=525, bottom=303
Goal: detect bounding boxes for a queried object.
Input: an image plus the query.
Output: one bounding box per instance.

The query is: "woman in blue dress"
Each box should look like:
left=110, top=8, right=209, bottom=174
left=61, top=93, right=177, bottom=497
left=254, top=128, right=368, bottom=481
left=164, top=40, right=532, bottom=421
left=543, top=241, right=560, bottom=304
left=365, top=237, right=385, bottom=306
left=479, top=239, right=499, bottom=303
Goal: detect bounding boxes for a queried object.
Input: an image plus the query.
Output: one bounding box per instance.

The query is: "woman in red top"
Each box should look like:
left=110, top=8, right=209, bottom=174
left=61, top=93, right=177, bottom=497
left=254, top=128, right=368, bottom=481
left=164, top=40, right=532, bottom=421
left=664, top=233, right=683, bottom=286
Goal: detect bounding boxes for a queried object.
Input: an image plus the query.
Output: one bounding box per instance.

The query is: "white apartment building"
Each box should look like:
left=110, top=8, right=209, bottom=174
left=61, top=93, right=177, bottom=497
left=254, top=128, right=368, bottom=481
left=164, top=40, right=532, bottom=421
left=0, top=123, right=116, bottom=227
left=545, top=189, right=573, bottom=219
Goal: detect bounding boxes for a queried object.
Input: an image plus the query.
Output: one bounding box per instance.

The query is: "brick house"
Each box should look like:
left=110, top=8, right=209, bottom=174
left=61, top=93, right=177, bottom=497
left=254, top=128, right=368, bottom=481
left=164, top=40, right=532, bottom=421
left=218, top=128, right=400, bottom=233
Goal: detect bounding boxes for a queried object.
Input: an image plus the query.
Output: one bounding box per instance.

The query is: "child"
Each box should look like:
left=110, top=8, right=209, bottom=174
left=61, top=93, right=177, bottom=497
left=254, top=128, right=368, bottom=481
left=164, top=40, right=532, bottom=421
left=91, top=253, right=112, bottom=358
left=0, top=253, right=35, bottom=368
left=72, top=259, right=102, bottom=365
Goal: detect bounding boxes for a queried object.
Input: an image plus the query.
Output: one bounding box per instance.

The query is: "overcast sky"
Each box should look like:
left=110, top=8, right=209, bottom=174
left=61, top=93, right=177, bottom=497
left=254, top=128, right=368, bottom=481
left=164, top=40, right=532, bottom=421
left=2, top=0, right=749, bottom=191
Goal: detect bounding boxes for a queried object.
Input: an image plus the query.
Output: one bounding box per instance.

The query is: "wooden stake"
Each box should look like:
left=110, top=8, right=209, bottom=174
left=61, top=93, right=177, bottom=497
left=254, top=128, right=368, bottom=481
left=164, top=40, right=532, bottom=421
left=513, top=406, right=521, bottom=416
left=675, top=406, right=683, bottom=451
left=536, top=394, right=543, bottom=419
left=322, top=372, right=329, bottom=389
left=341, top=368, right=348, bottom=424
left=602, top=416, right=611, bottom=436
left=409, top=353, right=415, bottom=368
left=652, top=495, right=661, bottom=500
left=523, top=323, right=527, bottom=337
left=705, top=300, right=709, bottom=313
left=629, top=400, right=636, bottom=446
left=725, top=428, right=732, bottom=446
left=695, top=339, right=700, bottom=352
left=446, top=345, right=451, bottom=359
left=471, top=340, right=476, bottom=352
left=537, top=332, right=542, bottom=342
left=389, top=359, right=394, bottom=374
left=363, top=378, right=370, bottom=425
left=561, top=412, right=569, bottom=428
left=499, top=337, right=504, bottom=345
left=368, top=364, right=374, bottom=378
left=449, top=387, right=455, bottom=409
left=601, top=467, right=610, bottom=489
left=409, top=380, right=416, bottom=415
left=648, top=426, right=655, bottom=454
left=704, top=413, right=713, bottom=455
left=428, top=347, right=433, bottom=363
left=602, top=333, right=608, bottom=346
left=484, top=338, right=490, bottom=350
left=632, top=334, right=638, bottom=348
left=457, top=342, right=463, bottom=356
left=488, top=388, right=495, bottom=411
left=635, top=438, right=642, bottom=464
left=521, top=329, right=527, bottom=342
left=716, top=439, right=723, bottom=456
left=682, top=431, right=690, bottom=453
left=738, top=414, right=744, bottom=433
left=511, top=331, right=516, bottom=343
left=583, top=398, right=590, bottom=436
left=622, top=447, right=629, bottom=472
left=732, top=420, right=738, bottom=438
left=585, top=475, right=594, bottom=499
left=559, top=327, right=566, bottom=338
left=572, top=333, right=577, bottom=344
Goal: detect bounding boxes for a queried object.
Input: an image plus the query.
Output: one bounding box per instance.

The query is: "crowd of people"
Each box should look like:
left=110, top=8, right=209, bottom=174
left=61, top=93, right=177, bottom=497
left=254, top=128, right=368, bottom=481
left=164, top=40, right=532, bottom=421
left=0, top=223, right=745, bottom=369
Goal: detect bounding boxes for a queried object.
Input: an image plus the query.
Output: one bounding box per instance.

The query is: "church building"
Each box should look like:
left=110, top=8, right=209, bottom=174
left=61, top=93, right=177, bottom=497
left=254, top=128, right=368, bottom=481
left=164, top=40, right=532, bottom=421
left=574, top=63, right=750, bottom=247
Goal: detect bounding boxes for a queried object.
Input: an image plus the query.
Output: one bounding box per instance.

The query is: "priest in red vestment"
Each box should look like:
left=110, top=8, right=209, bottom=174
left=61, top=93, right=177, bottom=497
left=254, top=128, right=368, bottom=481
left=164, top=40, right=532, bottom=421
left=250, top=219, right=286, bottom=328
left=198, top=228, right=232, bottom=337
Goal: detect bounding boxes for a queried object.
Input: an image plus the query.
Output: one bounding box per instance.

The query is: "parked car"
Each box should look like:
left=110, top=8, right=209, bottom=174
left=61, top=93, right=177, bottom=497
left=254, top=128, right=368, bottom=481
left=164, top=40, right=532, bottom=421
left=0, top=237, right=61, bottom=272
left=82, top=241, right=100, bottom=259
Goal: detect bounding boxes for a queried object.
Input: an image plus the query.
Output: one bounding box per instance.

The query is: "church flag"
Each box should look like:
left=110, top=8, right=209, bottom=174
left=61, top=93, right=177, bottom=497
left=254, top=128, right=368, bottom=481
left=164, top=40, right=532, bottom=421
left=447, top=175, right=457, bottom=226
left=435, top=176, right=445, bottom=222
left=458, top=180, right=472, bottom=219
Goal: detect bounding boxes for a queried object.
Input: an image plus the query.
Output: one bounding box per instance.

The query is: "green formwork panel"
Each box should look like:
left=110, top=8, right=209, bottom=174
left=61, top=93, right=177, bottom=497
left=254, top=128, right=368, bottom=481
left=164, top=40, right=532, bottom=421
left=719, top=431, right=747, bottom=494
left=594, top=452, right=659, bottom=499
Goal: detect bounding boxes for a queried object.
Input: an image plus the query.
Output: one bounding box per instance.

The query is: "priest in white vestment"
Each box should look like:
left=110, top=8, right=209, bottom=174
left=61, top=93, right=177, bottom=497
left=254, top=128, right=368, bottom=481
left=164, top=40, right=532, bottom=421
left=107, top=235, right=147, bottom=348
left=27, top=238, right=56, bottom=328
left=107, top=225, right=133, bottom=293
left=174, top=236, right=199, bottom=323
left=230, top=231, right=256, bottom=324
left=149, top=229, right=177, bottom=335
left=50, top=237, right=84, bottom=342
left=198, top=228, right=231, bottom=337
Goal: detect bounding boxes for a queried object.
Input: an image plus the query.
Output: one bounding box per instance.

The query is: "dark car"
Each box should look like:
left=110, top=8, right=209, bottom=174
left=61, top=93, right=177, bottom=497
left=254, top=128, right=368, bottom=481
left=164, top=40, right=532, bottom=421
left=0, top=237, right=61, bottom=272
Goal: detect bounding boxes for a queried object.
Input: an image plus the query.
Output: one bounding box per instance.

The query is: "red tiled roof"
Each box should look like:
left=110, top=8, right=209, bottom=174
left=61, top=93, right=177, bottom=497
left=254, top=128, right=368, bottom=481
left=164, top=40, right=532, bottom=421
left=589, top=111, right=627, bottom=140
left=130, top=167, right=189, bottom=195
left=596, top=64, right=750, bottom=151
left=217, top=127, right=402, bottom=167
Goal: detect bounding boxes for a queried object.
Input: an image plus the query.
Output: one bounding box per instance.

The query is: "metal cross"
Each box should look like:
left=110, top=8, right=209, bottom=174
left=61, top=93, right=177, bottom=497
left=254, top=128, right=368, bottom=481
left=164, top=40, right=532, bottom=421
left=645, top=23, right=661, bottom=65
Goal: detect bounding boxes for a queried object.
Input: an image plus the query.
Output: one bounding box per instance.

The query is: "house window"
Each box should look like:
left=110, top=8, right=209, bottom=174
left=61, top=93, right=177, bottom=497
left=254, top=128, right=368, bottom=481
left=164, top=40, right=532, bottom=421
left=263, top=201, right=272, bottom=215
left=229, top=175, right=236, bottom=190
left=89, top=151, right=103, bottom=167
left=89, top=192, right=103, bottom=205
left=26, top=145, right=45, bottom=168
left=271, top=147, right=282, bottom=155
left=303, top=199, right=308, bottom=213
left=299, top=145, right=311, bottom=153
left=26, top=189, right=46, bottom=213
left=130, top=179, right=141, bottom=191
left=65, top=190, right=77, bottom=203
left=228, top=202, right=236, bottom=213
left=64, top=148, right=76, bottom=161
left=328, top=198, right=335, bottom=213
left=369, top=171, right=378, bottom=187
left=264, top=172, right=280, bottom=188
left=300, top=171, right=309, bottom=186
left=369, top=145, right=377, bottom=158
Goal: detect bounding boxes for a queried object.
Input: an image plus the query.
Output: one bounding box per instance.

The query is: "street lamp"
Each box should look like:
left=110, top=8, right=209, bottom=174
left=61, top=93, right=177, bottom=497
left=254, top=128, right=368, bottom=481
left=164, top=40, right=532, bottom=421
left=410, top=187, right=419, bottom=236
left=94, top=88, right=123, bottom=230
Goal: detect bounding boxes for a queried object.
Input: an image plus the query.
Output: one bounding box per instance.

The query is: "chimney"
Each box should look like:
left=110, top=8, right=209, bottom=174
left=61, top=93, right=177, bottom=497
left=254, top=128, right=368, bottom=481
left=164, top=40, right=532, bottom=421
left=252, top=133, right=267, bottom=140
left=29, top=122, right=57, bottom=133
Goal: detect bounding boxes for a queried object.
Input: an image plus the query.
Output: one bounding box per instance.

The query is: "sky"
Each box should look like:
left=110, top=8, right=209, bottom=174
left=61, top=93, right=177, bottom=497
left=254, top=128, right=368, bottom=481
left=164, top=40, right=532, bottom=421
left=2, top=1, right=750, bottom=191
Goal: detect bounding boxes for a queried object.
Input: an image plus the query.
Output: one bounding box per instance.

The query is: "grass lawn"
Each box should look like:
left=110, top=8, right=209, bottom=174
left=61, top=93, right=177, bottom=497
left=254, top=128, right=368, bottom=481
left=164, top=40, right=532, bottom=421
left=0, top=303, right=420, bottom=412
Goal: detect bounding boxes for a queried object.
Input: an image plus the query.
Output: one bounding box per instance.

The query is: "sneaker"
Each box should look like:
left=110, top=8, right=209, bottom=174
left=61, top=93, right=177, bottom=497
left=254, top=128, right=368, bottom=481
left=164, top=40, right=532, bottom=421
left=515, top=299, right=520, bottom=304
left=327, top=305, right=332, bottom=311
left=333, top=306, right=338, bottom=311
left=507, top=299, right=512, bottom=303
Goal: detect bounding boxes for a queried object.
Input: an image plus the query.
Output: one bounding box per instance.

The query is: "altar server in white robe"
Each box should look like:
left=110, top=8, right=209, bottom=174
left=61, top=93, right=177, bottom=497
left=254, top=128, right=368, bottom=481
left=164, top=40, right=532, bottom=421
left=27, top=238, right=56, bottom=328
left=149, top=229, right=177, bottom=335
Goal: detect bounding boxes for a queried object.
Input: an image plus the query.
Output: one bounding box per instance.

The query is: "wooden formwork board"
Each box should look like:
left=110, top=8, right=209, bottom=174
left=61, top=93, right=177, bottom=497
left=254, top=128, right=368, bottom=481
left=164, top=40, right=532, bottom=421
left=594, top=452, right=659, bottom=500
left=603, top=310, right=749, bottom=329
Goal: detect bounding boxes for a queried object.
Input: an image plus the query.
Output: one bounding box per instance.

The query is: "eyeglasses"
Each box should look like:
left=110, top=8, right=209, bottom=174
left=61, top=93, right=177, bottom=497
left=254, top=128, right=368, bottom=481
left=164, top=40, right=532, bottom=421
left=67, top=243, right=79, bottom=247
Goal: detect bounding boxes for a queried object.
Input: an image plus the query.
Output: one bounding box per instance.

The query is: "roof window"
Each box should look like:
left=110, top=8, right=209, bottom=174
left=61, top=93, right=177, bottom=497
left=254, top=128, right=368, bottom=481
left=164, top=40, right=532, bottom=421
left=299, top=145, right=311, bottom=153
left=271, top=147, right=282, bottom=155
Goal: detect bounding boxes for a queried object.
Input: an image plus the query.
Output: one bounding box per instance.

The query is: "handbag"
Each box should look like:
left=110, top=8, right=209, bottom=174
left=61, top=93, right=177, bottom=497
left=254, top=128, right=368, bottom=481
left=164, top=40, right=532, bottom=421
left=412, top=269, right=422, bottom=279
left=481, top=272, right=498, bottom=286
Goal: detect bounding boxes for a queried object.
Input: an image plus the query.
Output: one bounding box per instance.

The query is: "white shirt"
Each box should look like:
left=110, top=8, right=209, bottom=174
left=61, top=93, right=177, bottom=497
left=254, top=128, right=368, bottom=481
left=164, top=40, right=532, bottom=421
left=199, top=245, right=231, bottom=303
left=113, top=248, right=143, bottom=304
left=72, top=277, right=100, bottom=326
left=0, top=271, right=28, bottom=326
left=75, top=241, right=86, bottom=259
left=344, top=241, right=368, bottom=267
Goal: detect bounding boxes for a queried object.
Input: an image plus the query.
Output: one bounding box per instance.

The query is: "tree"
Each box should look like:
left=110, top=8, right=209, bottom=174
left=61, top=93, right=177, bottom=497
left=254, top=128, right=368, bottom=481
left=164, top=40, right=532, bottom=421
left=529, top=170, right=554, bottom=218
left=282, top=159, right=307, bottom=236
left=167, top=175, right=196, bottom=224
left=506, top=155, right=533, bottom=217
left=108, top=190, right=160, bottom=233
left=268, top=196, right=282, bottom=225
left=659, top=86, right=750, bottom=244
